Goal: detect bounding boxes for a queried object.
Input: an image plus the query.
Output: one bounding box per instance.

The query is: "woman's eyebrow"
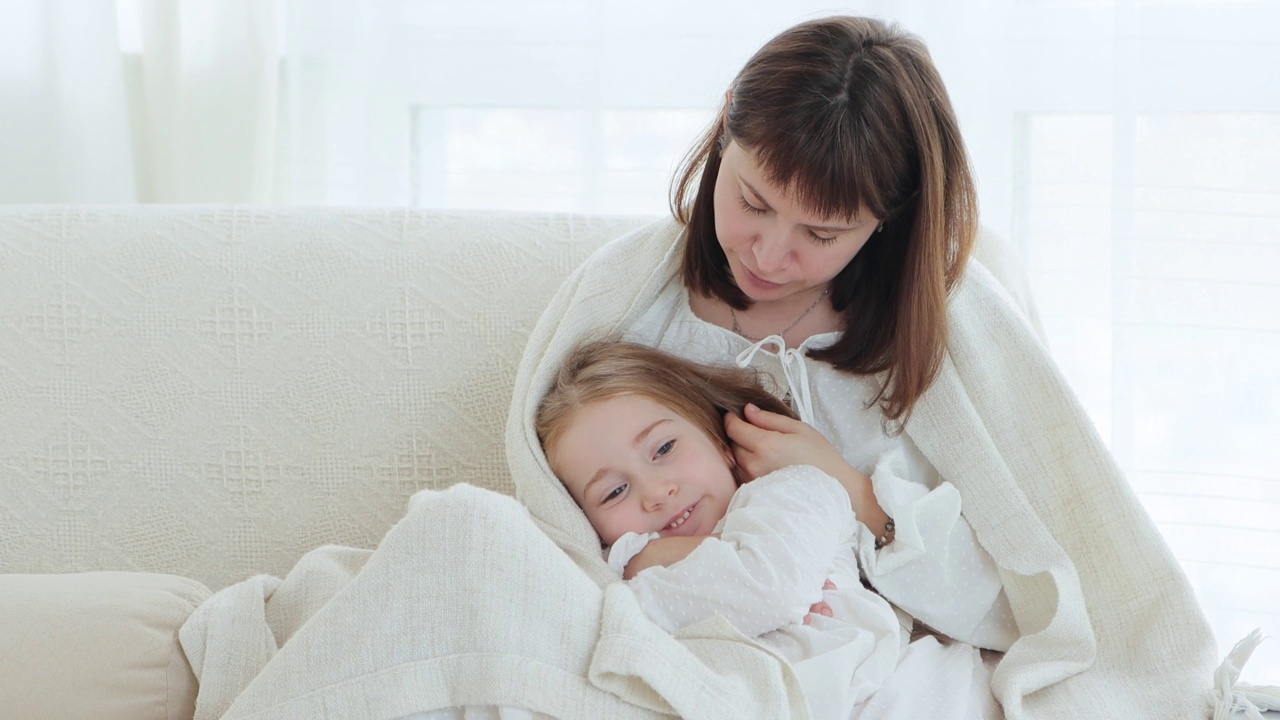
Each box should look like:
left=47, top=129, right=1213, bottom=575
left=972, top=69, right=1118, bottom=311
left=742, top=177, right=859, bottom=233
left=808, top=220, right=859, bottom=234
left=739, top=178, right=773, bottom=210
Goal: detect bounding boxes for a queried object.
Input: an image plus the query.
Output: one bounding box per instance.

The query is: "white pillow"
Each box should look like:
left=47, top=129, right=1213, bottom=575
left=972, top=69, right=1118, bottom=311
left=0, top=571, right=211, bottom=720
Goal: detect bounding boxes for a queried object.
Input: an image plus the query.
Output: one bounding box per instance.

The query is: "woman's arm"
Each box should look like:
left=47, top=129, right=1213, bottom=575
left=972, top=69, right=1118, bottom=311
left=854, top=440, right=1017, bottom=651
left=726, top=406, right=1014, bottom=649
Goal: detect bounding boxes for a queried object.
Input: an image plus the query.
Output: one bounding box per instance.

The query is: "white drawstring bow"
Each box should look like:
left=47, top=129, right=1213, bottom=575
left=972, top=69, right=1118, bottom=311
left=736, top=334, right=816, bottom=425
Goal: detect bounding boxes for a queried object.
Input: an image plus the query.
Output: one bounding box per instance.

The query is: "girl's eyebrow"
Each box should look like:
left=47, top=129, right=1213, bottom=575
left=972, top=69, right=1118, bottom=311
left=582, top=418, right=672, bottom=495
left=632, top=418, right=671, bottom=446
left=740, top=177, right=859, bottom=234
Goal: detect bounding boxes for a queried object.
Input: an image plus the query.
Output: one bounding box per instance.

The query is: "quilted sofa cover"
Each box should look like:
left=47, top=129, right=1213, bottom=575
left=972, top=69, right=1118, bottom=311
left=0, top=207, right=648, bottom=589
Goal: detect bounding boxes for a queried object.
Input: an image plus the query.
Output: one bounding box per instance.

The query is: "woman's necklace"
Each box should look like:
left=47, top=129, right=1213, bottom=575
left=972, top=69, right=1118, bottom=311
left=728, top=288, right=830, bottom=343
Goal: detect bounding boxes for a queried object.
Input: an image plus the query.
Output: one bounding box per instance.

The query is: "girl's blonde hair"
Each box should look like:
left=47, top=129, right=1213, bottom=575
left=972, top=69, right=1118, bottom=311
left=536, top=340, right=795, bottom=484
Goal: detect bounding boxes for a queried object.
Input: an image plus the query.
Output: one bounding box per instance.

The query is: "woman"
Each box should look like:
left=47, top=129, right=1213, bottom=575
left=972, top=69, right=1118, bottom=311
left=624, top=15, right=1014, bottom=655
left=509, top=15, right=1260, bottom=719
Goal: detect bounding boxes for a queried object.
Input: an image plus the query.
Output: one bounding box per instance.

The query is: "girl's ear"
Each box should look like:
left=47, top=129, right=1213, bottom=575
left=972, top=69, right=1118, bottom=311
left=716, top=424, right=736, bottom=469
left=723, top=445, right=742, bottom=485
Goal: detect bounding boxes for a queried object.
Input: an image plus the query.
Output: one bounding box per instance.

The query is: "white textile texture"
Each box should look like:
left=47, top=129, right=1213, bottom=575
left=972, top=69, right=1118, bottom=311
left=0, top=206, right=648, bottom=590
left=180, top=483, right=809, bottom=720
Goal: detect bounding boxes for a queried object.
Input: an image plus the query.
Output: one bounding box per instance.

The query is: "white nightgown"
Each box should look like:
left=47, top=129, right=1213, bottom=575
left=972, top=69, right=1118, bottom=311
left=624, top=282, right=1018, bottom=651
left=608, top=465, right=1000, bottom=720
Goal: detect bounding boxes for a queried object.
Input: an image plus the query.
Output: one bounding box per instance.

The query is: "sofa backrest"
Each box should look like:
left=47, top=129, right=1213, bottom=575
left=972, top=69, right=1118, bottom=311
left=0, top=207, right=651, bottom=589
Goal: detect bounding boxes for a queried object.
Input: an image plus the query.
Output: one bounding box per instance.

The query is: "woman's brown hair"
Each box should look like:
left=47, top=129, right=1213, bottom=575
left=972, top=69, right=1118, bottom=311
left=536, top=340, right=795, bottom=485
left=671, top=16, right=977, bottom=425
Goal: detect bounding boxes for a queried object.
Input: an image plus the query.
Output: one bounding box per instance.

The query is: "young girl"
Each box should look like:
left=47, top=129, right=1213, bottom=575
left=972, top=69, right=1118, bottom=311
left=536, top=339, right=1002, bottom=720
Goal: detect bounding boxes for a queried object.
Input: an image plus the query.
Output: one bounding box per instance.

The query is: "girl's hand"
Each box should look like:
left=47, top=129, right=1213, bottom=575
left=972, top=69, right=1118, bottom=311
left=803, top=579, right=838, bottom=625
left=724, top=403, right=850, bottom=482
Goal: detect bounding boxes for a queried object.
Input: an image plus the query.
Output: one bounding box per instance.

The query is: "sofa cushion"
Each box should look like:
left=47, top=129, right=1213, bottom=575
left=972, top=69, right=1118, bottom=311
left=0, top=571, right=211, bottom=720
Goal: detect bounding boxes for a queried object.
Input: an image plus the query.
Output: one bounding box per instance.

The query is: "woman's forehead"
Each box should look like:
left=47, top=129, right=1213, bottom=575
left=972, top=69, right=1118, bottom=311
left=729, top=141, right=870, bottom=223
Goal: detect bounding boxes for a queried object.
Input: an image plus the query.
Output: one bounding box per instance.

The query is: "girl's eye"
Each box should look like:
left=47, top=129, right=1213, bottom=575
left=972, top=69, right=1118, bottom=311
left=808, top=230, right=838, bottom=245
left=655, top=440, right=675, bottom=458
left=603, top=484, right=626, bottom=503
left=738, top=196, right=766, bottom=215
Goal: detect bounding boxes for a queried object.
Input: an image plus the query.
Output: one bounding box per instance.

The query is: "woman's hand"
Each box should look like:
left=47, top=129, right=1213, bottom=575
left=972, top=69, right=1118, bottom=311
left=724, top=403, right=851, bottom=482
left=622, top=535, right=711, bottom=580
left=726, top=403, right=893, bottom=542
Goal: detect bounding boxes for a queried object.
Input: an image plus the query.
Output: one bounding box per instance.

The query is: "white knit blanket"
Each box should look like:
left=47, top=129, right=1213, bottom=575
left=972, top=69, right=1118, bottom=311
left=182, top=481, right=811, bottom=719
left=180, top=217, right=1239, bottom=719
left=506, top=218, right=1226, bottom=719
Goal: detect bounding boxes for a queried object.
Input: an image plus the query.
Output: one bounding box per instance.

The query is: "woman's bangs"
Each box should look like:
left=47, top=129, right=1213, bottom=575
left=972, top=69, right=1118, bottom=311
left=748, top=120, right=886, bottom=224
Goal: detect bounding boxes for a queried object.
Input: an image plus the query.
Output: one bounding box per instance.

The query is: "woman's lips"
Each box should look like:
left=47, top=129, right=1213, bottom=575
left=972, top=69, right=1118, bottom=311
left=739, top=264, right=783, bottom=291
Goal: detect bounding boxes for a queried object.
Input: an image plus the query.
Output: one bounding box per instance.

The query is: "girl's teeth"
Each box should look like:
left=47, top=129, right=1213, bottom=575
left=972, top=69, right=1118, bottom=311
left=668, top=508, right=692, bottom=529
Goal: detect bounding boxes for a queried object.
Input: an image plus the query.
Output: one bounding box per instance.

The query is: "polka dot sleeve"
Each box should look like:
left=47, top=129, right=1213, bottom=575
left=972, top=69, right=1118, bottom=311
left=857, top=446, right=1017, bottom=651
left=621, top=465, right=854, bottom=637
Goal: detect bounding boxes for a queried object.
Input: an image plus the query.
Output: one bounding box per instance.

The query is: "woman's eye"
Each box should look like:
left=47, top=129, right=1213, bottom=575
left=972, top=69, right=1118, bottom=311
left=738, top=197, right=766, bottom=215
left=655, top=440, right=675, bottom=458
left=808, top=230, right=838, bottom=245
left=603, top=484, right=626, bottom=503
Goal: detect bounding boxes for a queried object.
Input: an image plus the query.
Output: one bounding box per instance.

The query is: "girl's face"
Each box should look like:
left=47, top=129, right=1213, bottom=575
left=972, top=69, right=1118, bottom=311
left=549, top=394, right=737, bottom=547
left=712, top=140, right=880, bottom=306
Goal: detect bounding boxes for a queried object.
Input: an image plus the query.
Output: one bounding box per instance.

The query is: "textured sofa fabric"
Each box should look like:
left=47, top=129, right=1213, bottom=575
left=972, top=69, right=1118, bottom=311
left=0, top=207, right=648, bottom=591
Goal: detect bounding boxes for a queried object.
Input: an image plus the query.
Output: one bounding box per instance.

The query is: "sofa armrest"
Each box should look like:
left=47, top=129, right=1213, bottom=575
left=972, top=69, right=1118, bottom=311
left=0, top=571, right=211, bottom=720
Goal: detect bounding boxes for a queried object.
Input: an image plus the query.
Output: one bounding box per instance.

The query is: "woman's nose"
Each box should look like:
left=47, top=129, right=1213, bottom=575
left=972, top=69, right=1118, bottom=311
left=752, top=227, right=789, bottom=274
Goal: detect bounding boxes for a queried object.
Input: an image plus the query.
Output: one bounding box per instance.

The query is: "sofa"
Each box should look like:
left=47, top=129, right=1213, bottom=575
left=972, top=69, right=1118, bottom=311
left=0, top=207, right=649, bottom=720
left=1, top=207, right=1269, bottom=720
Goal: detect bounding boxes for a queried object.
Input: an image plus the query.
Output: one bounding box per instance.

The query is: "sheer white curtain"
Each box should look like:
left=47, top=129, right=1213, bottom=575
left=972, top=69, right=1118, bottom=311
left=1, top=0, right=1277, bottom=681
left=127, top=0, right=280, bottom=202
left=0, top=0, right=280, bottom=203
left=0, top=0, right=135, bottom=202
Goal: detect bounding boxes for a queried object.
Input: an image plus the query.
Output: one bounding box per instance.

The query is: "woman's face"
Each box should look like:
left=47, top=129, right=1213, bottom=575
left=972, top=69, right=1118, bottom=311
left=712, top=140, right=880, bottom=306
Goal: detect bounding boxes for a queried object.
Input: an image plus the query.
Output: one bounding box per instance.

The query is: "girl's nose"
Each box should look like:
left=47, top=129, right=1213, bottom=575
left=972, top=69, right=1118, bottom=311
left=642, top=479, right=678, bottom=511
